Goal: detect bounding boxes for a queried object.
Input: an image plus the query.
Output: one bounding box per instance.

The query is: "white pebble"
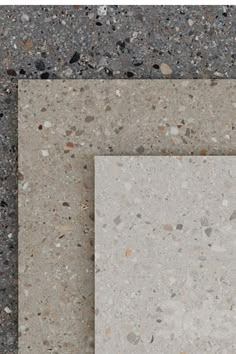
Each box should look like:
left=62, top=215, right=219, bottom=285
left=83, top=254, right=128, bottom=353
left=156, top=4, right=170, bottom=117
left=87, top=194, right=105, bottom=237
left=88, top=13, right=94, bottom=20
left=44, top=121, right=52, bottom=128
left=62, top=68, right=73, bottom=78
left=222, top=199, right=228, bottom=207
left=116, top=89, right=121, bottom=97
left=22, top=182, right=29, bottom=190
left=4, top=306, right=12, bottom=314
left=21, top=13, right=29, bottom=22
left=98, top=5, right=107, bottom=16
left=211, top=244, right=226, bottom=252
left=170, top=126, right=179, bottom=136
left=41, top=150, right=49, bottom=157
left=188, top=19, right=194, bottom=27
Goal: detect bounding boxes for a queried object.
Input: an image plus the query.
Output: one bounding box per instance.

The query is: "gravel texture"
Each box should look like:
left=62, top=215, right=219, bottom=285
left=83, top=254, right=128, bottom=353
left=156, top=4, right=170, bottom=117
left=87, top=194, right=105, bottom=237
left=1, top=5, right=236, bottom=353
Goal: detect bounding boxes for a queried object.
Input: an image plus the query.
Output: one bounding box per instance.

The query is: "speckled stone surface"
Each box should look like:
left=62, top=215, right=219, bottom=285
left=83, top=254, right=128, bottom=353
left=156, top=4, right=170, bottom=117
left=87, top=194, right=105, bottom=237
left=2, top=5, right=236, bottom=352
left=95, top=156, right=236, bottom=354
left=18, top=79, right=236, bottom=353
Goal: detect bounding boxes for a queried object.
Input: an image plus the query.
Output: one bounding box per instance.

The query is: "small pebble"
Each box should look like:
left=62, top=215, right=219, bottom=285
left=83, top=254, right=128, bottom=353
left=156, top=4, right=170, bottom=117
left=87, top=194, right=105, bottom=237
left=98, top=5, right=107, bottom=16
left=222, top=199, right=228, bottom=207
left=44, top=121, right=52, bottom=128
left=229, top=210, right=236, bottom=221
left=188, top=19, right=194, bottom=26
left=35, top=59, right=45, bottom=71
left=160, top=63, right=172, bottom=75
left=69, top=52, right=80, bottom=64
left=170, top=126, right=179, bottom=136
left=41, top=150, right=49, bottom=157
left=21, top=13, right=29, bottom=22
left=116, top=89, right=121, bottom=97
left=4, top=306, right=12, bottom=314
left=176, top=224, right=183, bottom=230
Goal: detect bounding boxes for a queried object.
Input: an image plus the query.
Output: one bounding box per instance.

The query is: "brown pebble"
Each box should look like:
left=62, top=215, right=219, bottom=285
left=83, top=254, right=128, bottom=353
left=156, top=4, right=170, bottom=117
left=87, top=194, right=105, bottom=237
left=105, top=327, right=111, bottom=336
left=75, top=129, right=84, bottom=136
left=163, top=224, right=173, bottom=232
left=66, top=142, right=74, bottom=148
left=158, top=125, right=166, bottom=132
left=125, top=248, right=133, bottom=257
left=200, top=148, right=208, bottom=156
left=21, top=38, right=33, bottom=50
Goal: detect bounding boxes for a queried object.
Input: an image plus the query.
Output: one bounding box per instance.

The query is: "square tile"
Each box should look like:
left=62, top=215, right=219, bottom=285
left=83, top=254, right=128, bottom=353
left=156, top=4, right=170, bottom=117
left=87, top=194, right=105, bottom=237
left=95, top=156, right=236, bottom=354
left=18, top=80, right=236, bottom=353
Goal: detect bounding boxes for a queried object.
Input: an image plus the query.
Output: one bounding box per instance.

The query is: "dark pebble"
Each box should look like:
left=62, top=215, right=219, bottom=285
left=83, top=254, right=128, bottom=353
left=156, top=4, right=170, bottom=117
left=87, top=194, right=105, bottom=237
left=35, top=59, right=46, bottom=71
left=116, top=40, right=126, bottom=52
left=69, top=51, right=80, bottom=64
left=136, top=145, right=145, bottom=153
left=1, top=200, right=8, bottom=208
left=126, top=71, right=135, bottom=78
left=133, top=61, right=143, bottom=67
left=104, top=67, right=113, bottom=76
left=40, top=72, right=49, bottom=79
left=19, top=69, right=26, bottom=75
left=6, top=69, right=17, bottom=76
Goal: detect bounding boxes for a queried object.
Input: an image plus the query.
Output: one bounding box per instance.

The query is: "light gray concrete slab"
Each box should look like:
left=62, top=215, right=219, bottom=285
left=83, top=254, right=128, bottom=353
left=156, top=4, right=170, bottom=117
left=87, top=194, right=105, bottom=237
left=95, top=156, right=236, bottom=354
left=18, top=80, right=236, bottom=353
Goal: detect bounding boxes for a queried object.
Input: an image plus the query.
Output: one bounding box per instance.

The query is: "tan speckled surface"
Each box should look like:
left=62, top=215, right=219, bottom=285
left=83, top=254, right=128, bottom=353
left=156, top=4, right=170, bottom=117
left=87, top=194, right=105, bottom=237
left=18, top=80, right=236, bottom=353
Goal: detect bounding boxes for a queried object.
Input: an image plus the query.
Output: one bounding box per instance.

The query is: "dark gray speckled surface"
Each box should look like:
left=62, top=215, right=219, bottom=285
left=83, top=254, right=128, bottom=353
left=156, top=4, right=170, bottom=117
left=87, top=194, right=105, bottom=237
left=0, top=5, right=236, bottom=353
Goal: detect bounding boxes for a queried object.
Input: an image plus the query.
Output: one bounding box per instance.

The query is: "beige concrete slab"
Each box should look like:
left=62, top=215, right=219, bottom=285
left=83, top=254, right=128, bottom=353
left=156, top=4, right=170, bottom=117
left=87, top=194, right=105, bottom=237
left=18, top=80, right=236, bottom=353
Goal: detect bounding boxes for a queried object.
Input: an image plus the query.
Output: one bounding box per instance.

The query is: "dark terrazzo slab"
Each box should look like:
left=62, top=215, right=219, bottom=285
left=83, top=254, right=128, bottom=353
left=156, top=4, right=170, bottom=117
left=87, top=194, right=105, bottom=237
left=1, top=5, right=236, bottom=353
